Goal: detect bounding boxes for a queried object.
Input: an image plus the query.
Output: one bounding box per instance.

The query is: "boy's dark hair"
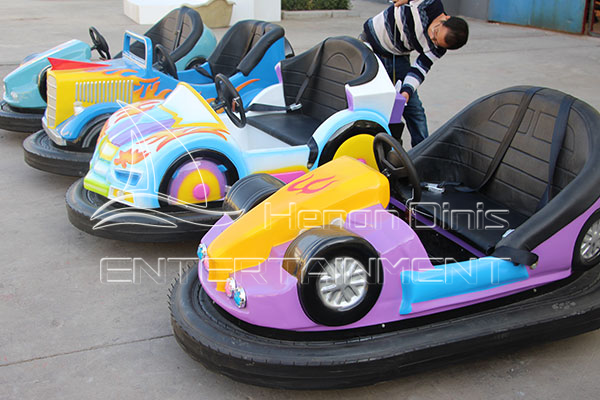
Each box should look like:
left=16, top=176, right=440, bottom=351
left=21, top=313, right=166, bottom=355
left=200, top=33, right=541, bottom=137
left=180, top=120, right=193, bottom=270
left=443, top=17, right=469, bottom=50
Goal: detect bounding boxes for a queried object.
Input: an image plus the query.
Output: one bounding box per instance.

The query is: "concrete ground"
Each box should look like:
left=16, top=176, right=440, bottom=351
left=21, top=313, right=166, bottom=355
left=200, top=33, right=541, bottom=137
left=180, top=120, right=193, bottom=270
left=1, top=0, right=600, bottom=399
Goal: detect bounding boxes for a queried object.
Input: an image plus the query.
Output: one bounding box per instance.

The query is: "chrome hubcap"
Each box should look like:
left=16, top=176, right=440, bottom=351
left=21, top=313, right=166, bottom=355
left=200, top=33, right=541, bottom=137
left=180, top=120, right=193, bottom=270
left=581, top=220, right=600, bottom=261
left=316, top=257, right=368, bottom=311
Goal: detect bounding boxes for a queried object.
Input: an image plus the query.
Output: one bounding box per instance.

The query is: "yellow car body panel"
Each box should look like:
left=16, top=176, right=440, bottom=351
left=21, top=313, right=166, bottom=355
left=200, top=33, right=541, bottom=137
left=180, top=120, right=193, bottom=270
left=46, top=67, right=171, bottom=129
left=207, top=156, right=390, bottom=290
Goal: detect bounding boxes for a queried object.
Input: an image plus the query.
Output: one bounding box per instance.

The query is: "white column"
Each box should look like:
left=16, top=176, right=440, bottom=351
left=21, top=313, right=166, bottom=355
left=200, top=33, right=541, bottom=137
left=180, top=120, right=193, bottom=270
left=230, top=0, right=281, bottom=24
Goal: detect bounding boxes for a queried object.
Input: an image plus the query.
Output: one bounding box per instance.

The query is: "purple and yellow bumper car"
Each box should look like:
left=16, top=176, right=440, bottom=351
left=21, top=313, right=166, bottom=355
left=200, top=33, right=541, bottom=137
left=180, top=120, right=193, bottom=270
left=169, top=86, right=600, bottom=389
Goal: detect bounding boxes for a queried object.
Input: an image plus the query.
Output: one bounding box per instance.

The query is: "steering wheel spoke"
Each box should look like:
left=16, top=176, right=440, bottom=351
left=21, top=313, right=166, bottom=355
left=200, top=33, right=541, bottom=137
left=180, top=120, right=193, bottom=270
left=89, top=27, right=111, bottom=60
left=381, top=158, right=398, bottom=173
left=154, top=44, right=178, bottom=79
left=214, top=74, right=246, bottom=128
left=375, top=146, right=387, bottom=166
left=395, top=166, right=409, bottom=179
left=373, top=133, right=421, bottom=202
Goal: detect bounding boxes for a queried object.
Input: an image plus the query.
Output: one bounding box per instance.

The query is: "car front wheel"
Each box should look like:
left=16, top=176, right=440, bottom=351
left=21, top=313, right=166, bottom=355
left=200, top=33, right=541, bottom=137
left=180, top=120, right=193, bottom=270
left=285, top=226, right=383, bottom=326
left=574, top=209, right=600, bottom=269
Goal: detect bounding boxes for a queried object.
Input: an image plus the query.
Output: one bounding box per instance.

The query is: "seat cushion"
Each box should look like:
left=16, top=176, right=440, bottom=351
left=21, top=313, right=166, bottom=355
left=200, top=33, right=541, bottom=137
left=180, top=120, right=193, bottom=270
left=399, top=186, right=528, bottom=254
left=247, top=113, right=321, bottom=146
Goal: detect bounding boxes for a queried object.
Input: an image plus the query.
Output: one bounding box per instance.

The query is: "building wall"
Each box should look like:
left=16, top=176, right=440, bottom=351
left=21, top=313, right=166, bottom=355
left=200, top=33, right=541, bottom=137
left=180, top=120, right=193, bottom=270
left=444, top=0, right=588, bottom=34
left=444, top=0, right=489, bottom=21
left=489, top=0, right=588, bottom=34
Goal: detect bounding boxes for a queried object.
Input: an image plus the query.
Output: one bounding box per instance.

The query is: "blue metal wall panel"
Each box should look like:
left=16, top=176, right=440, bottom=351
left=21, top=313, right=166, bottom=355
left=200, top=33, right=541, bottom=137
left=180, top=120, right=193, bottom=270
left=489, top=0, right=587, bottom=33
left=531, top=0, right=586, bottom=33
left=489, top=0, right=534, bottom=26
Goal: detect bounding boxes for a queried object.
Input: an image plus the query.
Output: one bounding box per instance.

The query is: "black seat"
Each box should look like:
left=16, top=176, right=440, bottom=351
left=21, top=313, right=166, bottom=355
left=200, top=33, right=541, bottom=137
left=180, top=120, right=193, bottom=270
left=400, top=186, right=529, bottom=254
left=120, top=7, right=204, bottom=63
left=247, top=36, right=379, bottom=146
left=402, top=86, right=600, bottom=254
left=206, top=20, right=284, bottom=77
left=247, top=113, right=321, bottom=146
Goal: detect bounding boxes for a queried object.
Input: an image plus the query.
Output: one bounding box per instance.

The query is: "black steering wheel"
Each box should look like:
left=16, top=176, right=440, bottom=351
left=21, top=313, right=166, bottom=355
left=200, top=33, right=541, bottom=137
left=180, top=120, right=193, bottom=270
left=89, top=27, right=111, bottom=60
left=154, top=44, right=178, bottom=79
left=373, top=133, right=421, bottom=202
left=214, top=73, right=246, bottom=128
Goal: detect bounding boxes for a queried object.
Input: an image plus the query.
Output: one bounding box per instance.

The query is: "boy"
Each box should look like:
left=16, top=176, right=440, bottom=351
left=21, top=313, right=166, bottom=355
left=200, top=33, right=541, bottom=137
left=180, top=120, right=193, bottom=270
left=362, top=0, right=469, bottom=147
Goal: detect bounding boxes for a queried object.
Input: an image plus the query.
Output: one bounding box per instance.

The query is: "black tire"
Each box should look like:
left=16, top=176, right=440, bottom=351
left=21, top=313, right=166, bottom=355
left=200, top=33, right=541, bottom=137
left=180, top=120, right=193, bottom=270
left=23, top=130, right=92, bottom=176
left=79, top=114, right=111, bottom=149
left=222, top=173, right=285, bottom=214
left=66, top=178, right=223, bottom=242
left=573, top=209, right=600, bottom=269
left=0, top=100, right=44, bottom=133
left=284, top=226, right=383, bottom=326
left=169, top=262, right=600, bottom=390
left=37, top=65, right=51, bottom=102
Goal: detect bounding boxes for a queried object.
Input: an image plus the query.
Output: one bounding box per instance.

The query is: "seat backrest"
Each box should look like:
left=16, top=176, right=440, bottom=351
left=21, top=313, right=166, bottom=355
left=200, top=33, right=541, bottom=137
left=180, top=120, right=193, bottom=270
left=127, top=7, right=203, bottom=63
left=410, top=87, right=597, bottom=217
left=146, top=6, right=203, bottom=62
left=280, top=36, right=378, bottom=123
left=207, top=20, right=284, bottom=77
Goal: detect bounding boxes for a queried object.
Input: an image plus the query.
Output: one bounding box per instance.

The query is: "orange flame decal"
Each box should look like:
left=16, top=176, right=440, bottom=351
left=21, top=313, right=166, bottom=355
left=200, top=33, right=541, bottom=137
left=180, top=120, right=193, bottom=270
left=287, top=174, right=337, bottom=194
left=128, top=77, right=172, bottom=100
left=114, top=149, right=149, bottom=168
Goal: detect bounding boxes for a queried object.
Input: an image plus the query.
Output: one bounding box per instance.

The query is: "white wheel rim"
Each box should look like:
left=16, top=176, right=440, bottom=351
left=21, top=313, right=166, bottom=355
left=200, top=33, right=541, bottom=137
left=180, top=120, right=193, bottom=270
left=316, top=257, right=368, bottom=311
left=581, top=220, right=600, bottom=261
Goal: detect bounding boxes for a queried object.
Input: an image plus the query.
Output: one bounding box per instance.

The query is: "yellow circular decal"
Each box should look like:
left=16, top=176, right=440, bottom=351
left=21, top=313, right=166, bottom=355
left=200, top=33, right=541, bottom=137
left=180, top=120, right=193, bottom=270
left=175, top=168, right=223, bottom=204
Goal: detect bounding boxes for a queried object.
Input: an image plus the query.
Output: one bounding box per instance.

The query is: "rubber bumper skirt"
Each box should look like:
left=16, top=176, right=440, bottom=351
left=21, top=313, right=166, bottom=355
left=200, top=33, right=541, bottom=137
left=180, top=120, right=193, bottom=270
left=23, top=130, right=92, bottom=176
left=66, top=178, right=222, bottom=242
left=170, top=264, right=600, bottom=390
left=0, top=100, right=43, bottom=133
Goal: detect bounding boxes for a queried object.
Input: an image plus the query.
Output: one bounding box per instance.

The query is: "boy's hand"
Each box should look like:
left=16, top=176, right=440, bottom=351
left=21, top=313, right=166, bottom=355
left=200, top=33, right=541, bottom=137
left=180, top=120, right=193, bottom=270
left=401, top=91, right=410, bottom=102
left=394, top=0, right=410, bottom=6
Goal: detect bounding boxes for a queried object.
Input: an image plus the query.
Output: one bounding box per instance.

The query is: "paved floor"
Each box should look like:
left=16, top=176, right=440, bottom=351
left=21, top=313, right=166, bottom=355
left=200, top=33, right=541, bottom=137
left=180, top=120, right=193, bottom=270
left=1, top=1, right=600, bottom=399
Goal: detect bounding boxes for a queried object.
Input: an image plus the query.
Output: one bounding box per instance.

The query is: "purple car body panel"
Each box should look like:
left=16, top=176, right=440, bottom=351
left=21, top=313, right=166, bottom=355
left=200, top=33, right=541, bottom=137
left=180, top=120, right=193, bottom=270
left=198, top=195, right=600, bottom=331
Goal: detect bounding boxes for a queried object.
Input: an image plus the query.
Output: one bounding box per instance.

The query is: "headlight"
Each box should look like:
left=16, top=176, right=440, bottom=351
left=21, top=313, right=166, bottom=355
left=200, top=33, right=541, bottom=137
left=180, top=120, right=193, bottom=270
left=225, top=277, right=236, bottom=298
left=197, top=243, right=209, bottom=270
left=110, top=187, right=134, bottom=203
left=73, top=101, right=85, bottom=116
left=99, top=140, right=119, bottom=161
left=197, top=243, right=207, bottom=260
left=223, top=276, right=247, bottom=308
left=233, top=286, right=247, bottom=309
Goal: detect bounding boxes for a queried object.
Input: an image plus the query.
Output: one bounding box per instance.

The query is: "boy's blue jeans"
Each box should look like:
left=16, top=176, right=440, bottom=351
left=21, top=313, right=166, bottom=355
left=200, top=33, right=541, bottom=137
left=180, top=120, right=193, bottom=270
left=379, top=54, right=429, bottom=147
